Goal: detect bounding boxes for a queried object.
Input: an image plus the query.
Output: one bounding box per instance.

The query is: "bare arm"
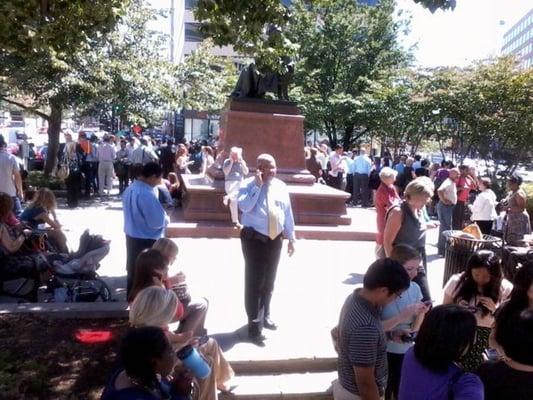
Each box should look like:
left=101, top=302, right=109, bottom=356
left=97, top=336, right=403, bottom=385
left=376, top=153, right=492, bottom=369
left=0, top=225, right=25, bottom=253
left=222, top=159, right=233, bottom=176
left=241, top=160, right=249, bottom=175
left=353, top=366, right=380, bottom=400
left=39, top=212, right=61, bottom=230
left=383, top=208, right=402, bottom=257
left=13, top=169, right=23, bottom=197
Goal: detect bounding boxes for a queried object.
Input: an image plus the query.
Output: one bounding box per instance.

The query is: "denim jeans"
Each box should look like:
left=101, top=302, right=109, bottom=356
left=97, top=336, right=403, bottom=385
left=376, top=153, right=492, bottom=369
left=437, top=201, right=454, bottom=255
left=11, top=196, right=22, bottom=218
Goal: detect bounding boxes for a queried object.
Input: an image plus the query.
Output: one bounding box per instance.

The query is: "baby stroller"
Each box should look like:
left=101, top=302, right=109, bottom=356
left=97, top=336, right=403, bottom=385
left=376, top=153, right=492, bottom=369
left=46, top=230, right=113, bottom=302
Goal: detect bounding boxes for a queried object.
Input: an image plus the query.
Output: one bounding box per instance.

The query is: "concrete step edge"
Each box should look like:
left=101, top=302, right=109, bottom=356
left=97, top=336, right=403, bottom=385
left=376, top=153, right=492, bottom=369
left=0, top=301, right=129, bottom=319
left=229, top=357, right=337, bottom=375
left=218, top=371, right=335, bottom=400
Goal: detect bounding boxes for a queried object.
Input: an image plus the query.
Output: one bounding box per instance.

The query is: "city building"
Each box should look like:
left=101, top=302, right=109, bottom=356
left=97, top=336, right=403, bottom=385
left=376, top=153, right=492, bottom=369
left=501, top=8, right=533, bottom=69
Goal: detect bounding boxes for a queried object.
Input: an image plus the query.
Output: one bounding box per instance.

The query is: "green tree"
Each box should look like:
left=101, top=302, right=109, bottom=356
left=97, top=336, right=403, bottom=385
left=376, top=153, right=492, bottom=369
left=194, top=0, right=297, bottom=73
left=176, top=40, right=238, bottom=113
left=0, top=0, right=128, bottom=174
left=77, top=0, right=177, bottom=130
left=289, top=0, right=409, bottom=148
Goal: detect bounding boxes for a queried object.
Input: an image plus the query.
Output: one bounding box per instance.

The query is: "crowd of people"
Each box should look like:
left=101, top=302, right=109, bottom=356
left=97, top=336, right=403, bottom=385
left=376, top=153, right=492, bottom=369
left=3, top=129, right=533, bottom=399
left=332, top=253, right=533, bottom=400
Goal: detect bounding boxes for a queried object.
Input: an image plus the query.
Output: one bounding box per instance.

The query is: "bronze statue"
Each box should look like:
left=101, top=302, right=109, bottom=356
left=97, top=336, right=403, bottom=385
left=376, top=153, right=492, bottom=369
left=231, top=58, right=294, bottom=101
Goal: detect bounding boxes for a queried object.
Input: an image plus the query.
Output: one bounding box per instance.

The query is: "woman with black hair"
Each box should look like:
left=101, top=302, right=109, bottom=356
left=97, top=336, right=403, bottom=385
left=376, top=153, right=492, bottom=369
left=101, top=326, right=190, bottom=400
left=398, top=305, right=483, bottom=400
left=477, top=309, right=533, bottom=400
left=443, top=250, right=513, bottom=371
left=490, top=262, right=533, bottom=353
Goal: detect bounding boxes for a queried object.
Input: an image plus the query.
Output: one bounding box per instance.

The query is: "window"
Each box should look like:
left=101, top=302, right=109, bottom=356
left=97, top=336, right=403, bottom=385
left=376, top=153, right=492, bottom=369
left=185, top=0, right=198, bottom=10
left=185, top=22, right=205, bottom=43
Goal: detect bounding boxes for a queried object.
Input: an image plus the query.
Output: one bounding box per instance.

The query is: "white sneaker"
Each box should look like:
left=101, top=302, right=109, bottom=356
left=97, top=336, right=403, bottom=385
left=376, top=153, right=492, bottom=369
left=222, top=196, right=229, bottom=206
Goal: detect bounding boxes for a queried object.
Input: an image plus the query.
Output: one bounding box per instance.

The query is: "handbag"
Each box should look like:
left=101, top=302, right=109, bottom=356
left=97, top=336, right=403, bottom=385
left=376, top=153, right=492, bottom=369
left=56, top=163, right=69, bottom=180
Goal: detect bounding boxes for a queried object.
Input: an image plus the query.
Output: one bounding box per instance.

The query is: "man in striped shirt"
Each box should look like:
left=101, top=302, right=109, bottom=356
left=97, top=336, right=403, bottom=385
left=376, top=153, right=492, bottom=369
left=333, top=259, right=410, bottom=400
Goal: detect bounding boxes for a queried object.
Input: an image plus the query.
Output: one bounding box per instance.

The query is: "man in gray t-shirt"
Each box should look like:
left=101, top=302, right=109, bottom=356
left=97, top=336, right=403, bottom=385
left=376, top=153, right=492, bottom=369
left=0, top=135, right=23, bottom=217
left=333, top=259, right=410, bottom=399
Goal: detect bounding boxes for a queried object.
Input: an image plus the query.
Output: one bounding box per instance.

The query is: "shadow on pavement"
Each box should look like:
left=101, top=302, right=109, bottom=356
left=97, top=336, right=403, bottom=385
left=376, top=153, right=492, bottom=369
left=342, top=272, right=364, bottom=285
left=211, top=325, right=251, bottom=352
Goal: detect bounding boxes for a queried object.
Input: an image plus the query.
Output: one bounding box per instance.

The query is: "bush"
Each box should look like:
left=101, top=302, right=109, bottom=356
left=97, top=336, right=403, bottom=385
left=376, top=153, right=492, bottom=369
left=26, top=171, right=63, bottom=191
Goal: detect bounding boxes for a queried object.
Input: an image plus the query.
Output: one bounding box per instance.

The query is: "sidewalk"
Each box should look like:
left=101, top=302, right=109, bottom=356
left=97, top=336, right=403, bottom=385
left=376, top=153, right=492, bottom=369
left=1, top=197, right=445, bottom=363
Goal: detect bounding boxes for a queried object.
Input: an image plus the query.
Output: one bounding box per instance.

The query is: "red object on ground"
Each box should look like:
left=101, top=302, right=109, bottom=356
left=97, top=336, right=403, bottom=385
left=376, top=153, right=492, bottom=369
left=75, top=329, right=113, bottom=344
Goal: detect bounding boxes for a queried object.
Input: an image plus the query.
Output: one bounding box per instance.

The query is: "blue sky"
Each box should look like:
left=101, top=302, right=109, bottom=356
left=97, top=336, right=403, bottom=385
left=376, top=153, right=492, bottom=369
left=397, top=0, right=532, bottom=67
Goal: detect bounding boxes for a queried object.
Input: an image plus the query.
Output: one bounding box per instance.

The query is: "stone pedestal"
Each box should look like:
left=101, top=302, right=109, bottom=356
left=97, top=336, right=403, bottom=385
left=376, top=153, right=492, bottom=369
left=181, top=98, right=351, bottom=226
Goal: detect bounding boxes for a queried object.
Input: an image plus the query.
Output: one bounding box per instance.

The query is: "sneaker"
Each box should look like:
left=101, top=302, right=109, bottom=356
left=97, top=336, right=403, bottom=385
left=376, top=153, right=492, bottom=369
left=222, top=196, right=229, bottom=206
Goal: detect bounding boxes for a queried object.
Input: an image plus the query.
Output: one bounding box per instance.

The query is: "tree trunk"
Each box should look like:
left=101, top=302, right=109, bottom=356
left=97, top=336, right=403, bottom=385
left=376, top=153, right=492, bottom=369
left=44, top=102, right=62, bottom=176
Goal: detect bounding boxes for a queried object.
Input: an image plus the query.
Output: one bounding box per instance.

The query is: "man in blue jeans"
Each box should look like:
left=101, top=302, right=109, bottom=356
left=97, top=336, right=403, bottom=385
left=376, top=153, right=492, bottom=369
left=0, top=135, right=23, bottom=217
left=437, top=168, right=460, bottom=256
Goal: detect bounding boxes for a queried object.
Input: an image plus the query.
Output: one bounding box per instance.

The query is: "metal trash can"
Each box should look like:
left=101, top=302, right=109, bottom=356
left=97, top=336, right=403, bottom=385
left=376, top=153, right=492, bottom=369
left=442, top=230, right=502, bottom=286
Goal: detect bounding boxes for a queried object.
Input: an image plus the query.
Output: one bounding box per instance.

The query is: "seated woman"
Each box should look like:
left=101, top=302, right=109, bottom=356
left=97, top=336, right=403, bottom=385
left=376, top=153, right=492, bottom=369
left=0, top=193, right=50, bottom=283
left=101, top=326, right=191, bottom=400
left=489, top=261, right=533, bottom=355
left=398, top=305, right=483, bottom=400
left=443, top=250, right=513, bottom=371
left=20, top=187, right=68, bottom=253
left=477, top=309, right=533, bottom=400
left=152, top=238, right=209, bottom=337
left=128, top=249, right=195, bottom=334
left=129, top=287, right=234, bottom=399
left=381, top=245, right=430, bottom=400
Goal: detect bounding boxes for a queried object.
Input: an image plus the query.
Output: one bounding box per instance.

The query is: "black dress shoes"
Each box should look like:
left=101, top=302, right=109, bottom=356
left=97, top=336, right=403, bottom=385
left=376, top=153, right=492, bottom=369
left=249, top=332, right=266, bottom=347
left=264, top=317, right=278, bottom=330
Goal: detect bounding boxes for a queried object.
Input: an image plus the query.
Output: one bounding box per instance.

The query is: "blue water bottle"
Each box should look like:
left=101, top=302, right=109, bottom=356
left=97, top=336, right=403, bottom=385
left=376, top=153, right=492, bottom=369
left=176, top=345, right=211, bottom=379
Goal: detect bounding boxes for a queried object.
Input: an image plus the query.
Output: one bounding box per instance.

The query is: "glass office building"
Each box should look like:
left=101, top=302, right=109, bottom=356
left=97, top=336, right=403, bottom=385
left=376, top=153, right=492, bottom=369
left=502, top=8, right=533, bottom=69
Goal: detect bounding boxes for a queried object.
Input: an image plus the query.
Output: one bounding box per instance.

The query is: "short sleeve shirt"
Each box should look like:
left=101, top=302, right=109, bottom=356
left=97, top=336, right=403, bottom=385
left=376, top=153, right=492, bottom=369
left=438, top=178, right=457, bottom=205
left=337, top=289, right=387, bottom=396
left=0, top=150, right=19, bottom=196
left=381, top=281, right=423, bottom=354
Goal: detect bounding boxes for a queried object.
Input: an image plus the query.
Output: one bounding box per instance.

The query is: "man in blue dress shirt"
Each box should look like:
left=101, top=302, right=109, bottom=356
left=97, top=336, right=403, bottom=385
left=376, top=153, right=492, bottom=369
left=123, top=162, right=169, bottom=296
left=238, top=154, right=296, bottom=345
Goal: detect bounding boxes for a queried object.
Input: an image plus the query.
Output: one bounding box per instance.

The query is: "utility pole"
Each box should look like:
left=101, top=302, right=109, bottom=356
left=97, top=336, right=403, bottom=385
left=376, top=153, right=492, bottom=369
left=170, top=0, right=175, bottom=63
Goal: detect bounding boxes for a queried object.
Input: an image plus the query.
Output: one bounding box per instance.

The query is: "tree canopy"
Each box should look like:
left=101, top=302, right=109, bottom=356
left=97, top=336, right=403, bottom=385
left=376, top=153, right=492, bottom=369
left=0, top=0, right=129, bottom=173
left=289, top=0, right=409, bottom=147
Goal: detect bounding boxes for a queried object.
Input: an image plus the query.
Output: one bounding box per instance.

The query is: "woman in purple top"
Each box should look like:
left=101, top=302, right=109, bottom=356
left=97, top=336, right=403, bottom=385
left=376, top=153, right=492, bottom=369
left=399, top=305, right=484, bottom=400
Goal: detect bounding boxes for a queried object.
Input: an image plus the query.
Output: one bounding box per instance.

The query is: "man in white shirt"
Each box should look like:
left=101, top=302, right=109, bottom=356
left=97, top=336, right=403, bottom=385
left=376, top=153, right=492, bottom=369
left=328, top=144, right=346, bottom=190
left=97, top=135, right=116, bottom=196
left=437, top=168, right=460, bottom=255
left=0, top=135, right=23, bottom=217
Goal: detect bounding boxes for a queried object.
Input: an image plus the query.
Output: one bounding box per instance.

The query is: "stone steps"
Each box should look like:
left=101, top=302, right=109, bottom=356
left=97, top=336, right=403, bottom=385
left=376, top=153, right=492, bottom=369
left=219, top=372, right=335, bottom=400
left=230, top=357, right=337, bottom=376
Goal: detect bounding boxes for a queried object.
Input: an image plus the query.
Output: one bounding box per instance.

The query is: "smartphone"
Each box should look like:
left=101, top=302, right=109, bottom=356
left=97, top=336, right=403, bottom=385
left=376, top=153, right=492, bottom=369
left=484, top=348, right=500, bottom=361
left=423, top=300, right=434, bottom=306
left=198, top=335, right=209, bottom=346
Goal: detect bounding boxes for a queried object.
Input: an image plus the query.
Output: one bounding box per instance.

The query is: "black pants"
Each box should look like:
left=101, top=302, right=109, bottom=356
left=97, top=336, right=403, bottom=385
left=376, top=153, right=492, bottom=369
left=345, top=173, right=353, bottom=201
left=125, top=235, right=156, bottom=297
left=385, top=352, right=405, bottom=400
left=452, top=200, right=466, bottom=230
left=353, top=173, right=370, bottom=206
left=475, top=220, right=493, bottom=235
left=117, top=165, right=130, bottom=194
left=240, top=227, right=283, bottom=335
left=414, top=247, right=431, bottom=302
left=65, top=171, right=82, bottom=208
left=327, top=172, right=343, bottom=190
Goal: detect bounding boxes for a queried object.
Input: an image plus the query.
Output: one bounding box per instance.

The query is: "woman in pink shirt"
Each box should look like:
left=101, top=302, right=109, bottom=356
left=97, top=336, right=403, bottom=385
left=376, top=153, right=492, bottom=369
left=375, top=167, right=400, bottom=258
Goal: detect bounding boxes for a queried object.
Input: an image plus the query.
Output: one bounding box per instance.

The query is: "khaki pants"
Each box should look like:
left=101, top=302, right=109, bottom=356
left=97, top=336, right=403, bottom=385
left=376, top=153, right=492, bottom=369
left=332, top=379, right=384, bottom=400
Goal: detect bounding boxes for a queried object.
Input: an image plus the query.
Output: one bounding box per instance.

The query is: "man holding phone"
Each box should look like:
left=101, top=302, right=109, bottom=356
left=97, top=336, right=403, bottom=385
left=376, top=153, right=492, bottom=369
left=238, top=154, right=296, bottom=346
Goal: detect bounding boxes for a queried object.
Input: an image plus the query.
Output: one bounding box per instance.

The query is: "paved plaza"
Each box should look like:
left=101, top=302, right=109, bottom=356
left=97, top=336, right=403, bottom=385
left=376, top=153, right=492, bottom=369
left=4, top=196, right=445, bottom=363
